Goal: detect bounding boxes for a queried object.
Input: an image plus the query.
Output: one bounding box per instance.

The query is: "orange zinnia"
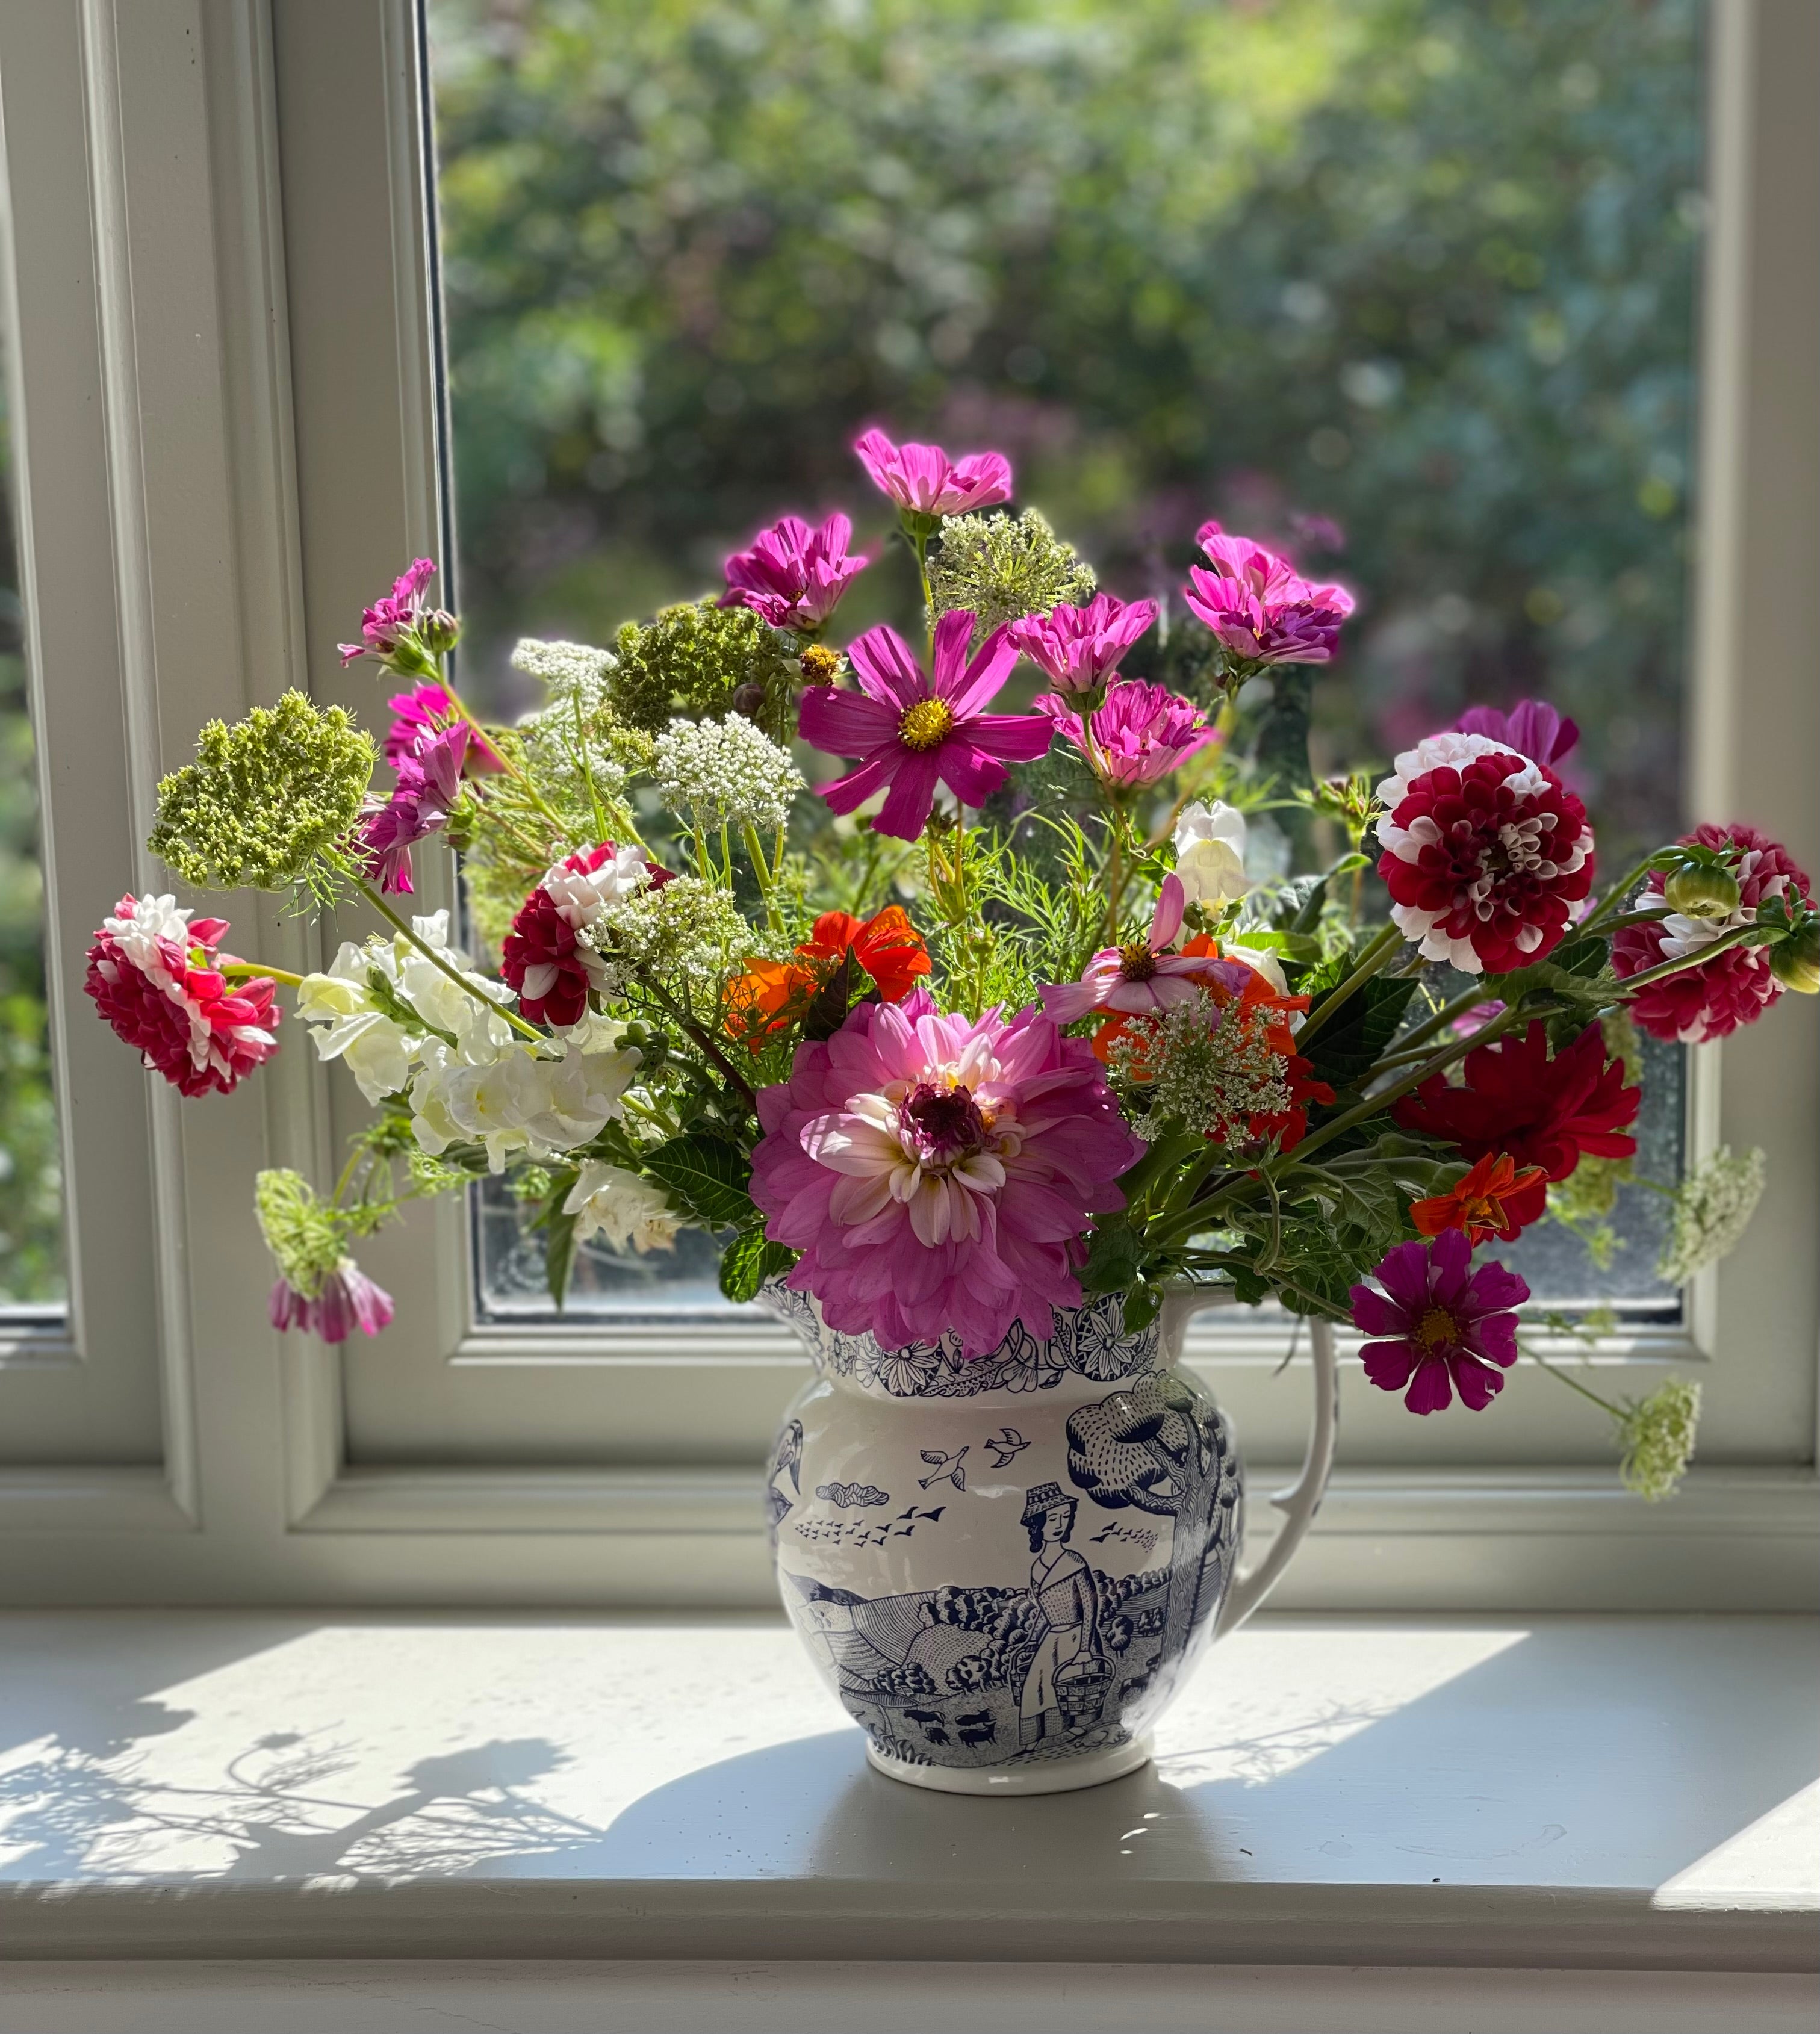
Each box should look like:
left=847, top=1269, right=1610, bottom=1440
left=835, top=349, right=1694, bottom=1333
left=1410, top=1152, right=1548, bottom=1245
left=724, top=906, right=931, bottom=1050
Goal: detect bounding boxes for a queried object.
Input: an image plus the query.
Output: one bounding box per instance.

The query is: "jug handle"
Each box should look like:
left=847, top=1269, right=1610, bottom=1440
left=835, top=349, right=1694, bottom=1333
left=1158, top=1289, right=1340, bottom=1637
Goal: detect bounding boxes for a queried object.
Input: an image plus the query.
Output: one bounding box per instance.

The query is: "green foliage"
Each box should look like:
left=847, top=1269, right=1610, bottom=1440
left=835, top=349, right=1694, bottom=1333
left=718, top=1223, right=795, bottom=1303
left=639, top=1129, right=758, bottom=1230
left=610, top=599, right=795, bottom=739
left=1302, top=975, right=1421, bottom=1088
left=148, top=691, right=374, bottom=896
left=253, top=1170, right=345, bottom=1297
left=926, top=509, right=1095, bottom=640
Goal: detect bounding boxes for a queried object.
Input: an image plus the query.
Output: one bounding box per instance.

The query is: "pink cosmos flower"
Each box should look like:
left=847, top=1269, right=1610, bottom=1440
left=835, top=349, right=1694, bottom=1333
left=1349, top=1228, right=1530, bottom=1415
left=84, top=894, right=280, bottom=1098
left=798, top=609, right=1052, bottom=840
left=358, top=724, right=471, bottom=895
left=1613, top=822, right=1814, bottom=1043
left=721, top=512, right=868, bottom=633
left=1375, top=730, right=1595, bottom=974
left=1036, top=678, right=1219, bottom=789
left=269, top=1258, right=394, bottom=1344
left=339, top=558, right=439, bottom=668
left=1453, top=698, right=1579, bottom=767
left=384, top=683, right=503, bottom=774
left=750, top=996, right=1144, bottom=1357
left=1182, top=522, right=1355, bottom=667
left=1007, top=593, right=1158, bottom=695
left=853, top=429, right=1013, bottom=518
left=1042, top=875, right=1251, bottom=1024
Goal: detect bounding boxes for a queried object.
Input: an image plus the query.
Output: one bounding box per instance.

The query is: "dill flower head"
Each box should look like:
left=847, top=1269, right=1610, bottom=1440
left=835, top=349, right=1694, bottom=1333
left=1656, top=1144, right=1767, bottom=1285
left=927, top=508, right=1096, bottom=643
left=1105, top=986, right=1293, bottom=1146
left=1616, top=1377, right=1701, bottom=1501
left=653, top=714, right=804, bottom=834
left=253, top=1168, right=344, bottom=1299
left=511, top=636, right=648, bottom=826
left=610, top=599, right=795, bottom=739
left=148, top=691, right=374, bottom=894
left=589, top=875, right=758, bottom=1003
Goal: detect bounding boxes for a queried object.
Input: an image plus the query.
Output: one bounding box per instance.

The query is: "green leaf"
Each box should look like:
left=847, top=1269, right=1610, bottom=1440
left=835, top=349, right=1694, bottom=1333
left=544, top=1205, right=579, bottom=1310
left=1122, top=1283, right=1163, bottom=1333
left=1304, top=975, right=1420, bottom=1087
left=1079, top=1218, right=1141, bottom=1295
left=719, top=1223, right=795, bottom=1303
left=642, top=1131, right=757, bottom=1229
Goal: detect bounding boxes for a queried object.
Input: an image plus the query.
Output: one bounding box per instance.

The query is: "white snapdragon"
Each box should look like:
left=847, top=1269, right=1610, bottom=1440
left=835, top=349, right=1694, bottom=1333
left=297, top=911, right=514, bottom=1103
left=1173, top=801, right=1252, bottom=908
left=409, top=1032, right=640, bottom=1173
left=564, top=1160, right=682, bottom=1255
left=653, top=713, right=804, bottom=833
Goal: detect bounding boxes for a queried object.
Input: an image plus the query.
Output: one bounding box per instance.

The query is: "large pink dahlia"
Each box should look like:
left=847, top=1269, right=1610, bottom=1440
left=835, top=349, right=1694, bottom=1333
left=84, top=894, right=280, bottom=1098
left=750, top=997, right=1144, bottom=1357
left=1376, top=731, right=1595, bottom=974
left=1613, top=822, right=1814, bottom=1043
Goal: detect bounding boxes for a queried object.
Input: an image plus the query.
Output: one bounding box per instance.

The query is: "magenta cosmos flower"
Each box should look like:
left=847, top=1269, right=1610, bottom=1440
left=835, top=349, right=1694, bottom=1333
left=854, top=429, right=1013, bottom=518
left=721, top=512, right=868, bottom=633
left=270, top=1257, right=394, bottom=1344
left=1042, top=874, right=1247, bottom=1024
left=751, top=994, right=1144, bottom=1357
left=1613, top=822, right=1814, bottom=1043
left=1036, top=678, right=1218, bottom=789
left=1182, top=522, right=1355, bottom=667
left=338, top=557, right=440, bottom=668
left=798, top=609, right=1052, bottom=840
left=1375, top=730, right=1595, bottom=974
left=1349, top=1229, right=1530, bottom=1415
left=1007, top=593, right=1158, bottom=695
left=384, top=683, right=503, bottom=775
left=1453, top=698, right=1579, bottom=767
left=358, top=723, right=471, bottom=894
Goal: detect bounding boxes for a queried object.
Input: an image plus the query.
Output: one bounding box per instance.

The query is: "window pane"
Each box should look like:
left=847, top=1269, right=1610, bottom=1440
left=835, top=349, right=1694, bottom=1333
left=0, top=336, right=66, bottom=1313
left=429, top=0, right=1700, bottom=1327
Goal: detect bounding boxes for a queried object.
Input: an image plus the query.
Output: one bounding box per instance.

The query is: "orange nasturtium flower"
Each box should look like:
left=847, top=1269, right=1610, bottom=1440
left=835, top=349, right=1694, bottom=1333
left=725, top=905, right=931, bottom=1049
left=1409, top=1152, right=1548, bottom=1245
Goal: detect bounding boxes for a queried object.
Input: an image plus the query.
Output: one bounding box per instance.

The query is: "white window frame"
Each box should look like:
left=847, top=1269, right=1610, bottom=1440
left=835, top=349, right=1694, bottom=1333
left=0, top=0, right=1812, bottom=1608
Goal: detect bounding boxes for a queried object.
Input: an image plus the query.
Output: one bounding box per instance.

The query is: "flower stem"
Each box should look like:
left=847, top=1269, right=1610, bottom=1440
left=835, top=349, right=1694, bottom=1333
left=1526, top=1345, right=1624, bottom=1417
left=1613, top=922, right=1758, bottom=994
left=1581, top=852, right=1657, bottom=933
left=1294, top=922, right=1404, bottom=1047
left=220, top=961, right=304, bottom=988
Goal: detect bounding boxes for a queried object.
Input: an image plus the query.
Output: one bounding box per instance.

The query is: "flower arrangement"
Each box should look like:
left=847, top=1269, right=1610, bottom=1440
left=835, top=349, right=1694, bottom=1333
left=87, top=432, right=1817, bottom=1500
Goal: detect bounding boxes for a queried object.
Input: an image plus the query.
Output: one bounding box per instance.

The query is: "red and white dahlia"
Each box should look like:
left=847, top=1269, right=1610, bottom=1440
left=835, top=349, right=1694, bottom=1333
left=1613, top=823, right=1814, bottom=1043
left=750, top=995, right=1144, bottom=1358
left=84, top=894, right=280, bottom=1098
left=1376, top=731, right=1595, bottom=973
left=500, top=842, right=652, bottom=1028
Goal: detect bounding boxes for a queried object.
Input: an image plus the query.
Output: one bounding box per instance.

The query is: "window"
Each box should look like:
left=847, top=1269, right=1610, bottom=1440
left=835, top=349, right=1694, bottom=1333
left=430, top=0, right=1700, bottom=1335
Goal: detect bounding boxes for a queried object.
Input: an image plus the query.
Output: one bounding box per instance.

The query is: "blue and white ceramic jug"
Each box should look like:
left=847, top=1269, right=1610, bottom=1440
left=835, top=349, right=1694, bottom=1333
left=760, top=1283, right=1337, bottom=1795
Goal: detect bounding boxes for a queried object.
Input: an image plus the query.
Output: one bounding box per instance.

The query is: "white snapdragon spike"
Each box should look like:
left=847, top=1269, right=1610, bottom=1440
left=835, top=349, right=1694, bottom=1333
left=654, top=714, right=805, bottom=834
left=409, top=1037, right=639, bottom=1173
left=564, top=1160, right=681, bottom=1254
left=541, top=844, right=651, bottom=930
left=1172, top=801, right=1252, bottom=907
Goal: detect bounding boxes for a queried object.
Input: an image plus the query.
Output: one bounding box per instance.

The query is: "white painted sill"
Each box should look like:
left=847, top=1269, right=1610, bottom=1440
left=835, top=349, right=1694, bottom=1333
left=0, top=1611, right=1812, bottom=1975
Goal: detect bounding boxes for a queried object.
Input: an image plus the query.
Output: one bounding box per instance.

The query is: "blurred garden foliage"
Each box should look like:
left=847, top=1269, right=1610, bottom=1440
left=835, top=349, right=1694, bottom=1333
left=430, top=0, right=1702, bottom=858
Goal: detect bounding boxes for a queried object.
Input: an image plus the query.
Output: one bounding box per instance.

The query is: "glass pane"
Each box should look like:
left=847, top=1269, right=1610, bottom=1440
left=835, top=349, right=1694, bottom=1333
left=428, top=0, right=1700, bottom=1326
left=0, top=337, right=66, bottom=1314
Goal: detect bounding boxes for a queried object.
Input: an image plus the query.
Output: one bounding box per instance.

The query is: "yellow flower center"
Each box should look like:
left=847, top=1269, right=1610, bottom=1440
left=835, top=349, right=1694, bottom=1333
left=799, top=644, right=841, bottom=684
left=1118, top=941, right=1158, bottom=981
left=1416, top=1305, right=1457, bottom=1351
left=899, top=698, right=955, bottom=751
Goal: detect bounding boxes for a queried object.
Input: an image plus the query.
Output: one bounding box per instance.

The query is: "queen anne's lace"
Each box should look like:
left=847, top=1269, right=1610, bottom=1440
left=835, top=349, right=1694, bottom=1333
left=653, top=713, right=804, bottom=834
left=1656, top=1144, right=1766, bottom=1286
left=1105, top=987, right=1293, bottom=1146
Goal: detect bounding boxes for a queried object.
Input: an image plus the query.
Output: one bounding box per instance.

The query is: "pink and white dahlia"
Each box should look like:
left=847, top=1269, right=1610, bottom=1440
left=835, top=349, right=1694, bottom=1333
left=750, top=997, right=1144, bottom=1357
left=1613, top=823, right=1814, bottom=1043
left=721, top=512, right=867, bottom=633
left=1181, top=522, right=1355, bottom=668
left=500, top=842, right=651, bottom=1028
left=1042, top=874, right=1249, bottom=1024
left=1007, top=593, right=1157, bottom=695
left=1376, top=731, right=1595, bottom=974
left=853, top=429, right=1013, bottom=519
left=84, top=894, right=280, bottom=1098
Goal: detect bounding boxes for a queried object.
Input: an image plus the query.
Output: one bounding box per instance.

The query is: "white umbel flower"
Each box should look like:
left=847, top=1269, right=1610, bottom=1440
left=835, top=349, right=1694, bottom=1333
left=512, top=637, right=617, bottom=704
left=1173, top=801, right=1252, bottom=907
left=1656, top=1145, right=1766, bottom=1286
left=564, top=1161, right=681, bottom=1254
left=653, top=714, right=804, bottom=833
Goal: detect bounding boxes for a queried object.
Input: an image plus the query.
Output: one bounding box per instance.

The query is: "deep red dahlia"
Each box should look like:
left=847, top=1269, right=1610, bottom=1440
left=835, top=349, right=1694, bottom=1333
left=500, top=885, right=593, bottom=1028
left=1376, top=733, right=1595, bottom=975
left=84, top=894, right=280, bottom=1097
left=1613, top=822, right=1814, bottom=1044
left=1393, top=1020, right=1639, bottom=1189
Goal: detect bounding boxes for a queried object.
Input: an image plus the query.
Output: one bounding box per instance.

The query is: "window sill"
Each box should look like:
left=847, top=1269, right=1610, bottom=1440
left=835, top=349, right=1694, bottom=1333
left=0, top=1611, right=1812, bottom=1977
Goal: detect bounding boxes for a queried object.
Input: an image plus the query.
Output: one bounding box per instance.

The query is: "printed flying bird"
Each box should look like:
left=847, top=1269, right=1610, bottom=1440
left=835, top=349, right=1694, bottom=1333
left=918, top=1446, right=968, bottom=1492
left=984, top=1427, right=1030, bottom=1469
